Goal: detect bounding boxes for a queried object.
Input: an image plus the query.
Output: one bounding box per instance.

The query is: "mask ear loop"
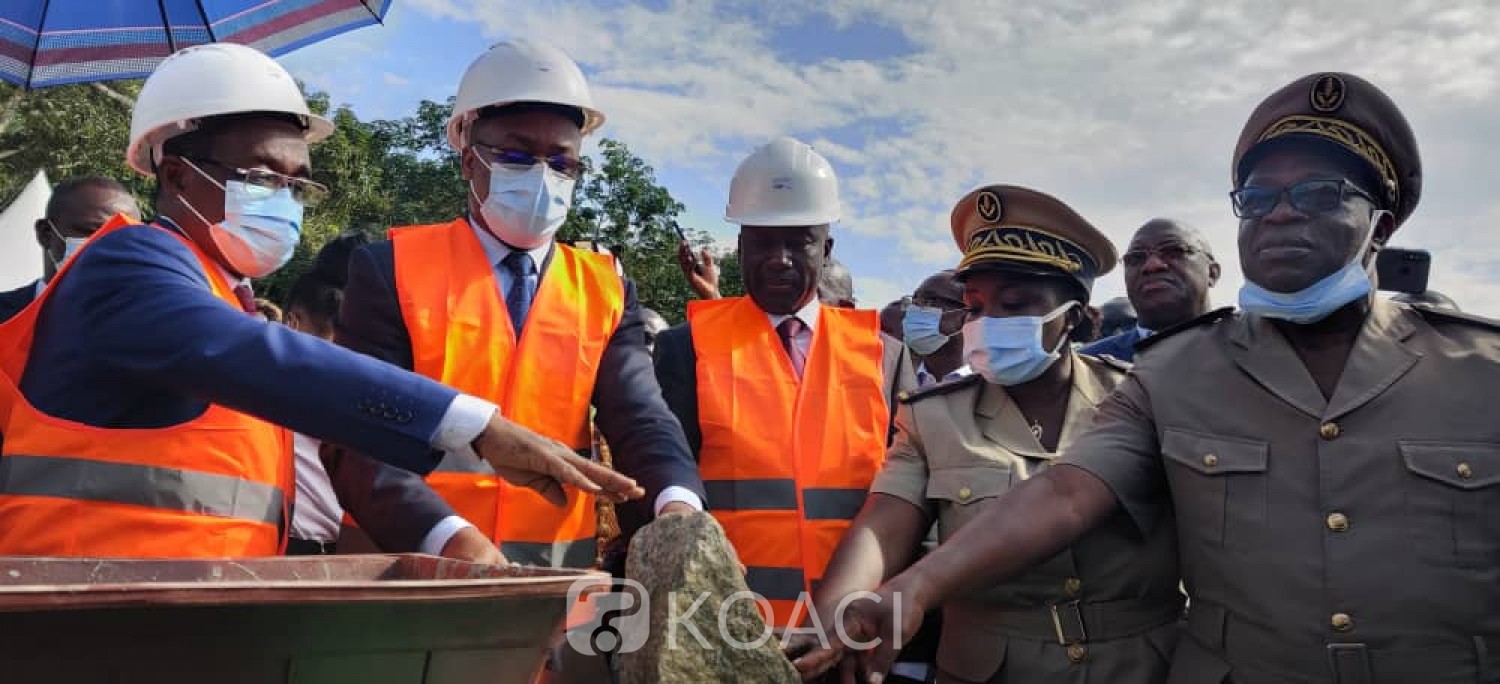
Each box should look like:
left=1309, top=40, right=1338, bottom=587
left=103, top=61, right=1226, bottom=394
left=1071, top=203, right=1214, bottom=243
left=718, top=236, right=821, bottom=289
left=1045, top=301, right=1082, bottom=355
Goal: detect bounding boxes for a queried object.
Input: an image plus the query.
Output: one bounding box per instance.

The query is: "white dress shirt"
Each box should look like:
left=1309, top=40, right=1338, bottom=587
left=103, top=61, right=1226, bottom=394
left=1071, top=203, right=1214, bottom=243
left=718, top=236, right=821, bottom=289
left=915, top=362, right=974, bottom=388
left=290, top=433, right=344, bottom=542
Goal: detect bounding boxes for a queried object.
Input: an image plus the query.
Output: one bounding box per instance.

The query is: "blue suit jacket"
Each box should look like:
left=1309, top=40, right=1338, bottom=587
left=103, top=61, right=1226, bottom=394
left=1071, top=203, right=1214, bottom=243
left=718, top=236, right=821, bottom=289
left=17, top=224, right=458, bottom=549
left=1080, top=327, right=1147, bottom=362
left=331, top=237, right=705, bottom=561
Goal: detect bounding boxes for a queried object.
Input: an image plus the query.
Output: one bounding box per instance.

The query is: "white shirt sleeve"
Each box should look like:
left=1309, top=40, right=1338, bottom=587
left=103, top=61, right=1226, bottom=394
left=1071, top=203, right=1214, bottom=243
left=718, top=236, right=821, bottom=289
left=419, top=515, right=476, bottom=556
left=431, top=393, right=498, bottom=453
left=654, top=486, right=704, bottom=513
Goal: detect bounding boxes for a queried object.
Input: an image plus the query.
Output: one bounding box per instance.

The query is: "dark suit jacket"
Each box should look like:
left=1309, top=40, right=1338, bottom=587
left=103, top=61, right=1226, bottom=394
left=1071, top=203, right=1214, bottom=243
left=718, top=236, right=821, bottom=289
left=651, top=323, right=703, bottom=458
left=0, top=280, right=36, bottom=323
left=330, top=236, right=705, bottom=555
left=1080, top=327, right=1147, bottom=362
left=16, top=223, right=459, bottom=545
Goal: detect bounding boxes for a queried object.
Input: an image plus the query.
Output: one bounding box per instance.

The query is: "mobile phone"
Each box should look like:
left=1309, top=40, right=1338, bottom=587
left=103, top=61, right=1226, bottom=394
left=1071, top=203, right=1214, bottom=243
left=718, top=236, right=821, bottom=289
left=1375, top=246, right=1430, bottom=294
left=670, top=220, right=703, bottom=275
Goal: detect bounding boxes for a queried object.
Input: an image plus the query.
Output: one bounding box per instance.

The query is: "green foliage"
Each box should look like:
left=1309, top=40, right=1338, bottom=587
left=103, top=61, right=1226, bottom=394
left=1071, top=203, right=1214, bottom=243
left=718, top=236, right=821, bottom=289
left=0, top=82, right=738, bottom=320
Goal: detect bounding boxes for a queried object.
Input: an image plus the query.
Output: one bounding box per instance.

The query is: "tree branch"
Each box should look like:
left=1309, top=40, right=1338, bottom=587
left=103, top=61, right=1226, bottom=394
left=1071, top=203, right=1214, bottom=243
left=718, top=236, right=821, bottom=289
left=90, top=82, right=136, bottom=109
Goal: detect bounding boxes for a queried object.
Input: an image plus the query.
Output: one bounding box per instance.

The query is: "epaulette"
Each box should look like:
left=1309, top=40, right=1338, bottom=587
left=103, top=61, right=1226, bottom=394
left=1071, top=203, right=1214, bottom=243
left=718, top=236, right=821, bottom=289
left=1135, top=306, right=1236, bottom=353
left=1410, top=304, right=1500, bottom=332
left=1080, top=352, right=1132, bottom=373
left=897, top=373, right=983, bottom=405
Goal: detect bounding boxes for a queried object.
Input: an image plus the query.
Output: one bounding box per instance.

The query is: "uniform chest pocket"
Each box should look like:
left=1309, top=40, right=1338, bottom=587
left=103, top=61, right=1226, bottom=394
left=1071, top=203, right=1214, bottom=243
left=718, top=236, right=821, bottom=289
left=927, top=465, right=1012, bottom=543
left=1399, top=441, right=1500, bottom=567
left=1160, top=428, right=1268, bottom=549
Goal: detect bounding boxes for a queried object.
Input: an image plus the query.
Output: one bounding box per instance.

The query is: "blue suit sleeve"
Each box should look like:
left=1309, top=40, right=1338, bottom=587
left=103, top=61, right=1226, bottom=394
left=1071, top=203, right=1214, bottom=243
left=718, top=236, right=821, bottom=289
left=59, top=226, right=454, bottom=474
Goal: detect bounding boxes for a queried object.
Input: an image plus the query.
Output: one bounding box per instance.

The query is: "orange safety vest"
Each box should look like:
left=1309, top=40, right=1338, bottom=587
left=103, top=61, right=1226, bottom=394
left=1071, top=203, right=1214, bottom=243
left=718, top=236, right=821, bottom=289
left=689, top=296, right=887, bottom=627
left=391, top=219, right=623, bottom=567
left=0, top=215, right=293, bottom=558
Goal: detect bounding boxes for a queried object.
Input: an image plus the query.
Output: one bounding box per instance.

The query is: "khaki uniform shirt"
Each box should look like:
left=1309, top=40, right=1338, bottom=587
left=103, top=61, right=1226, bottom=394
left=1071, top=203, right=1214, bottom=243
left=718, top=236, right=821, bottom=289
left=1064, top=300, right=1500, bottom=684
left=873, top=353, right=1183, bottom=684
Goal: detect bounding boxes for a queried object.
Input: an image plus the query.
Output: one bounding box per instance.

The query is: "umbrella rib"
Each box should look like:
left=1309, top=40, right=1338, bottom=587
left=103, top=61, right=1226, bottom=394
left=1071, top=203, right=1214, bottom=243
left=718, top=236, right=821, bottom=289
left=195, top=1, right=218, bottom=43
left=156, top=0, right=177, bottom=53
left=27, top=0, right=53, bottom=90
left=359, top=0, right=385, bottom=24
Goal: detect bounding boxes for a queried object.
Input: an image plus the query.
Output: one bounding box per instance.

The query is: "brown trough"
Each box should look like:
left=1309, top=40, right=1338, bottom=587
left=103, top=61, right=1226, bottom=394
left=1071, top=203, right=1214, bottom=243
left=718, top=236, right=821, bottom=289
left=0, top=554, right=600, bottom=684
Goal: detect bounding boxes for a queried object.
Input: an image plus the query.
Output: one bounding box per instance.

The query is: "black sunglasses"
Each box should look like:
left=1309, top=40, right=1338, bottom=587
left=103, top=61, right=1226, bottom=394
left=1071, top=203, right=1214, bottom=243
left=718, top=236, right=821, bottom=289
left=470, top=143, right=584, bottom=179
left=1229, top=179, right=1377, bottom=219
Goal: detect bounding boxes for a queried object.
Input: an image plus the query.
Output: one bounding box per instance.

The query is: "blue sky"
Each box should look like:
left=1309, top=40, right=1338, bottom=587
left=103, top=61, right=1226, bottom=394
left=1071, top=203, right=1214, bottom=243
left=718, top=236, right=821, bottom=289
left=277, top=0, right=1500, bottom=315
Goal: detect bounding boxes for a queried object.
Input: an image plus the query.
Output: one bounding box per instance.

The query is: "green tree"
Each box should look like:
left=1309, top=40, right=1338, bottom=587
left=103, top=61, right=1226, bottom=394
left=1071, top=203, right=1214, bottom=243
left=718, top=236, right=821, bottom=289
left=0, top=81, right=151, bottom=208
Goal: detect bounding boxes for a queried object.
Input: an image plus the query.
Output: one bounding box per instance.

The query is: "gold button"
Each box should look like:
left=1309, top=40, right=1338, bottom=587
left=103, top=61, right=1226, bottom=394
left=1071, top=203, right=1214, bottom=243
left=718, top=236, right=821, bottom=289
left=1326, top=512, right=1349, bottom=532
left=1331, top=613, right=1353, bottom=632
left=957, top=487, right=972, bottom=502
left=1320, top=422, right=1341, bottom=440
left=1066, top=643, right=1088, bottom=663
left=1202, top=454, right=1219, bottom=468
left=1458, top=462, right=1474, bottom=480
left=1063, top=577, right=1082, bottom=596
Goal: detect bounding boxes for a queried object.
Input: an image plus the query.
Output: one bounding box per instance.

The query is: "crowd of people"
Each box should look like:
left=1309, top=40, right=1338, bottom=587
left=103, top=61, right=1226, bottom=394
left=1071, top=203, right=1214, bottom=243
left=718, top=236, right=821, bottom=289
left=0, top=35, right=1494, bottom=684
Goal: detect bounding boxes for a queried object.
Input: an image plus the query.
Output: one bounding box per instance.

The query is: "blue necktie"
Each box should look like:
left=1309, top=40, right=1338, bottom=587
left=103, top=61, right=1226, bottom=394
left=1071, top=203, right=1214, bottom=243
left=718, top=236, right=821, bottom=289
left=502, top=251, right=537, bottom=337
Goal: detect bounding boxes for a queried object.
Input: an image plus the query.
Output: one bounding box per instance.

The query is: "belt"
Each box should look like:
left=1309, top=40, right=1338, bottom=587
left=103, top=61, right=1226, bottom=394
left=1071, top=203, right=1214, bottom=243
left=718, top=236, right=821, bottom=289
left=285, top=538, right=338, bottom=555
left=988, top=595, right=1184, bottom=645
left=1188, top=599, right=1497, bottom=684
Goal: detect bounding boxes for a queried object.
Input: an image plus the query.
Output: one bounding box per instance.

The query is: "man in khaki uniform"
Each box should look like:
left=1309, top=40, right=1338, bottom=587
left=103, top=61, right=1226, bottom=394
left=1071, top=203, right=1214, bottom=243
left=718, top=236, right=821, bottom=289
left=838, top=73, right=1500, bottom=684
left=797, top=186, right=1181, bottom=684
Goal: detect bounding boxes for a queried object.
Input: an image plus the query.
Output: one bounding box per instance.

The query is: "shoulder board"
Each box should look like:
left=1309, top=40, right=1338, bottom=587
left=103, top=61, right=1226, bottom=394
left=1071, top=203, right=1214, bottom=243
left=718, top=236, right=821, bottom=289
left=1080, top=352, right=1132, bottom=373
left=898, top=373, right=983, bottom=405
left=1411, top=304, right=1500, bottom=332
left=1134, top=306, right=1236, bottom=353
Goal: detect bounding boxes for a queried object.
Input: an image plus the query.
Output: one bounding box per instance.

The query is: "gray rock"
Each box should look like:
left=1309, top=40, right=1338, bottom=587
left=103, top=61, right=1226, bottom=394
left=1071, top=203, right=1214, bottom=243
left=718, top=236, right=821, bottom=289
left=617, top=513, right=799, bottom=684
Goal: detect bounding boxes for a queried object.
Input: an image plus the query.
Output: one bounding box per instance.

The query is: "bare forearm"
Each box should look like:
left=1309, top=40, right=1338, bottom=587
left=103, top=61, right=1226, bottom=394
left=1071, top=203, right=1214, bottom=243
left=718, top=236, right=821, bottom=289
left=892, top=465, right=1119, bottom=607
left=813, top=494, right=927, bottom=616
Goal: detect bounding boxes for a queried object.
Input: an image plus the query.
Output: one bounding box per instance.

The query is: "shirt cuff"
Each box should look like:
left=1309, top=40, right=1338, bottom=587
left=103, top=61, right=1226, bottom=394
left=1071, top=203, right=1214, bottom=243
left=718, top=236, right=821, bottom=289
left=431, top=394, right=498, bottom=453
left=654, top=486, right=704, bottom=515
left=419, top=515, right=475, bottom=556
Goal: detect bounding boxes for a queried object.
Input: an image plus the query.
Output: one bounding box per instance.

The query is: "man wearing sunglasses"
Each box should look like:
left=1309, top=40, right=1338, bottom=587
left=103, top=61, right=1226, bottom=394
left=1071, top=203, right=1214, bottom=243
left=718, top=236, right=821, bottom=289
left=839, top=72, right=1500, bottom=684
left=1081, top=218, right=1220, bottom=362
left=0, top=43, right=640, bottom=560
left=332, top=40, right=705, bottom=569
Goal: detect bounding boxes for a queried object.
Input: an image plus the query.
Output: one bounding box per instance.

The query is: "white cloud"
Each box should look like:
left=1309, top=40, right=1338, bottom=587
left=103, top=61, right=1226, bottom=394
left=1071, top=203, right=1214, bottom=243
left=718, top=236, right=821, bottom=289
left=381, top=72, right=411, bottom=87
left=409, top=0, right=1500, bottom=314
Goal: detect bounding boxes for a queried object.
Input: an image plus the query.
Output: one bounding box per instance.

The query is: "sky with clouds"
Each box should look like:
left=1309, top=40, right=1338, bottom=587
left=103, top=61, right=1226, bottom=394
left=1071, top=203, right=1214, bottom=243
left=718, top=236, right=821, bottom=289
left=274, top=0, right=1500, bottom=316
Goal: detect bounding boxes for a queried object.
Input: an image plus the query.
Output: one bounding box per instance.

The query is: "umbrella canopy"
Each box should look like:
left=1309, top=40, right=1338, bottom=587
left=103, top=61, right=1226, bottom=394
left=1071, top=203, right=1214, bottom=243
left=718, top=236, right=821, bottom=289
left=0, top=0, right=392, bottom=89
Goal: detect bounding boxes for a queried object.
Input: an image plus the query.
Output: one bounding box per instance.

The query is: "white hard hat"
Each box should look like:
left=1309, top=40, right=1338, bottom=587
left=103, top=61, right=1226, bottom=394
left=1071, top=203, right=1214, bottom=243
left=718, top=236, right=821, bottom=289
left=127, top=43, right=333, bottom=176
left=725, top=136, right=840, bottom=226
left=446, top=40, right=604, bottom=150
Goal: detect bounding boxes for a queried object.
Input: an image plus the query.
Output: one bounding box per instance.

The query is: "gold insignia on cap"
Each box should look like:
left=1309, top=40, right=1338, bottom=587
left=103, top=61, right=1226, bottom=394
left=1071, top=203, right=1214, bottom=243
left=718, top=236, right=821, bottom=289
left=1310, top=74, right=1346, bottom=113
left=975, top=191, right=1003, bottom=223
left=1259, top=115, right=1398, bottom=208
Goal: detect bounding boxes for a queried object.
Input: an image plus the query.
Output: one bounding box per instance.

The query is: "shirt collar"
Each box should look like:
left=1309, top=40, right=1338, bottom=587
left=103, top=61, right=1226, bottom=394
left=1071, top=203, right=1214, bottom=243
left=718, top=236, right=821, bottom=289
left=916, top=362, right=974, bottom=386
left=467, top=217, right=552, bottom=270
left=765, top=296, right=823, bottom=332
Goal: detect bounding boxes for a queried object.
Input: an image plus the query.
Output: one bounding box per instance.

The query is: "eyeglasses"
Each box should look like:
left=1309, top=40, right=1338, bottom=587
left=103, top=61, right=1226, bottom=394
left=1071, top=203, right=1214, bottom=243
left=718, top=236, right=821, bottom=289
left=1229, top=179, right=1376, bottom=220
left=187, top=157, right=329, bottom=207
left=470, top=143, right=584, bottom=179
left=903, top=295, right=974, bottom=325
left=1122, top=243, right=1200, bottom=268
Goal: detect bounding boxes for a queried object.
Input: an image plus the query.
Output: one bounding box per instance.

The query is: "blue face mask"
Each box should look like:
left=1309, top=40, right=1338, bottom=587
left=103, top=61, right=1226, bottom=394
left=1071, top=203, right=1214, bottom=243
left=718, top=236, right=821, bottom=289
left=183, top=160, right=304, bottom=278
left=902, top=304, right=953, bottom=356
left=473, top=162, right=576, bottom=250
left=1238, top=211, right=1383, bottom=324
left=962, top=302, right=1076, bottom=386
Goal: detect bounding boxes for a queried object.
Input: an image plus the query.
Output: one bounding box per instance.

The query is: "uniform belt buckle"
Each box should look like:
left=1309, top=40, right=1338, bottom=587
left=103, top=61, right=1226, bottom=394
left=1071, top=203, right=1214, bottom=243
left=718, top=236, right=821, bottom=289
left=1050, top=600, right=1087, bottom=645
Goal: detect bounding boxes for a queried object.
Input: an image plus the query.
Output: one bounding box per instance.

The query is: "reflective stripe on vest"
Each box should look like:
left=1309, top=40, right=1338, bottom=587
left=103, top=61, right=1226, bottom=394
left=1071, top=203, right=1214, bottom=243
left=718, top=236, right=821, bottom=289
left=0, top=454, right=284, bottom=526
left=0, top=215, right=293, bottom=558
left=690, top=297, right=887, bottom=627
left=391, top=220, right=623, bottom=567
left=703, top=479, right=868, bottom=520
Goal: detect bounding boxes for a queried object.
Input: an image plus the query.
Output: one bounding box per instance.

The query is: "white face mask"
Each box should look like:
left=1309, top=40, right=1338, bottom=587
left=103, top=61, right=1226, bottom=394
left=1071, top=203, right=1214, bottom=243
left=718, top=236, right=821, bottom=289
left=181, top=159, right=304, bottom=278
left=471, top=162, right=576, bottom=249
left=962, top=302, right=1076, bottom=386
left=46, top=219, right=88, bottom=271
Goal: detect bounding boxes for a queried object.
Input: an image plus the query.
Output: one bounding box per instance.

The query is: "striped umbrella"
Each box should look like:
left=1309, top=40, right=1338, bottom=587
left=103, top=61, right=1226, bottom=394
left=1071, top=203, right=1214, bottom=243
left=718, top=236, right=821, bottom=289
left=0, top=0, right=392, bottom=89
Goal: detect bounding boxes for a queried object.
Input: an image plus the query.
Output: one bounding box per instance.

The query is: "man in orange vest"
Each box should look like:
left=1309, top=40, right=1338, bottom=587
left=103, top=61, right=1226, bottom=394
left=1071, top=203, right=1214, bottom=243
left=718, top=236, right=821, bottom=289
left=0, top=43, right=640, bottom=560
left=653, top=137, right=888, bottom=628
left=332, top=40, right=706, bottom=568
